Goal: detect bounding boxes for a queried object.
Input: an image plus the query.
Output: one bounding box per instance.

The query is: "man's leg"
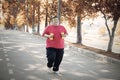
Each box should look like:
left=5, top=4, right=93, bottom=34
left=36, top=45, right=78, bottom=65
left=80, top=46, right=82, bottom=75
left=46, top=48, right=56, bottom=68
left=53, top=49, right=64, bottom=71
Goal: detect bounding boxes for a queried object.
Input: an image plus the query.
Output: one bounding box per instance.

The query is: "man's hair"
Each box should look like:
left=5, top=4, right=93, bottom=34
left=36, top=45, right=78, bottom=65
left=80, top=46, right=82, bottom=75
left=51, top=16, right=58, bottom=20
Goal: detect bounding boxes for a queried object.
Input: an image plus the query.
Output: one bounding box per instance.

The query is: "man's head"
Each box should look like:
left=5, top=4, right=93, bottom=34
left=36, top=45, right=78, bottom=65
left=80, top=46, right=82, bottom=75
left=51, top=16, right=59, bottom=26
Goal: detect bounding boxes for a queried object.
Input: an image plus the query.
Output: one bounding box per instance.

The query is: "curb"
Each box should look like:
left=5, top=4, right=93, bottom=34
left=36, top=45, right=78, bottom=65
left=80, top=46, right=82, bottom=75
left=66, top=44, right=120, bottom=65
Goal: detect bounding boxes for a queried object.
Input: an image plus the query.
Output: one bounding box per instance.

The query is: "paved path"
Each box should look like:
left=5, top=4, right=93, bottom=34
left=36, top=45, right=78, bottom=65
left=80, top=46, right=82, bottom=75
left=0, top=30, right=120, bottom=80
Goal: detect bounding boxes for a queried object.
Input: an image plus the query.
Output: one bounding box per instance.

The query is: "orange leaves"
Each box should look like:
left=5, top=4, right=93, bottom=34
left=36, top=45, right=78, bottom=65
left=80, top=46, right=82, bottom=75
left=16, top=11, right=26, bottom=27
left=3, top=1, right=9, bottom=9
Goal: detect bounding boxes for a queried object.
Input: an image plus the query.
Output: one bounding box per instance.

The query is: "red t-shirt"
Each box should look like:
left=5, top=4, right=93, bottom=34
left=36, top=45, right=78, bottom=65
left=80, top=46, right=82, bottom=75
left=42, top=25, right=68, bottom=49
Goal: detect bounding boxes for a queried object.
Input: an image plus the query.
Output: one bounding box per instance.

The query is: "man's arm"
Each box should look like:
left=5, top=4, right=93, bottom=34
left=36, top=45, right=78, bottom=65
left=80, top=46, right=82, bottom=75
left=43, top=34, right=53, bottom=38
left=43, top=34, right=50, bottom=38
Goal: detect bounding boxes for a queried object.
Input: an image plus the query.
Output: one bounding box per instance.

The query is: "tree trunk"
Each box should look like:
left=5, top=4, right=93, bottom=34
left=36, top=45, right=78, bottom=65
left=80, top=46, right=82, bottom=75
left=45, top=7, right=48, bottom=27
left=100, top=9, right=119, bottom=52
left=32, top=4, right=35, bottom=33
left=58, top=0, right=61, bottom=24
left=76, top=15, right=82, bottom=44
left=37, top=2, right=40, bottom=34
left=5, top=21, right=10, bottom=29
left=107, top=16, right=119, bottom=52
left=5, top=17, right=12, bottom=29
left=26, top=0, right=29, bottom=32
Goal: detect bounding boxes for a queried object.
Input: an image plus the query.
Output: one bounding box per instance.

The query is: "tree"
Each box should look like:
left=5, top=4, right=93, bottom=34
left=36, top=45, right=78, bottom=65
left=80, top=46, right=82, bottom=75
left=2, top=0, right=17, bottom=29
left=63, top=0, right=94, bottom=44
left=43, top=0, right=58, bottom=27
left=92, top=0, right=120, bottom=52
left=2, top=0, right=27, bottom=30
left=25, top=0, right=40, bottom=33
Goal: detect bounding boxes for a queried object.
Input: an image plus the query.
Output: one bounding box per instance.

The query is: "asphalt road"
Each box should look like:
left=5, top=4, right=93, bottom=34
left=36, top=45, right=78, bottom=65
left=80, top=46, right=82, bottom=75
left=0, top=30, right=120, bottom=80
